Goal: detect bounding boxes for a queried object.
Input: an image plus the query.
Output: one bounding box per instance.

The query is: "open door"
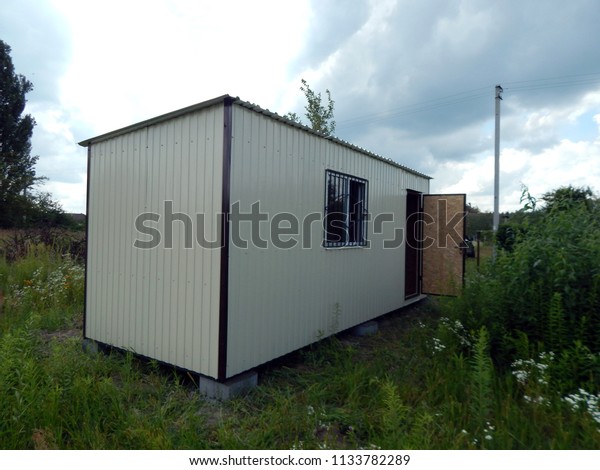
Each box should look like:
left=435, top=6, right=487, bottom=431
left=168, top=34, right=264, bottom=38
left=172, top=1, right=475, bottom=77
left=421, top=194, right=466, bottom=296
left=404, top=190, right=422, bottom=299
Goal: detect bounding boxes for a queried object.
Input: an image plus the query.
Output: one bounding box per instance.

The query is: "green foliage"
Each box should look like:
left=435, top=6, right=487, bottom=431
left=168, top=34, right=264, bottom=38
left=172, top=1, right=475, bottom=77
left=542, top=185, right=594, bottom=213
left=0, top=41, right=37, bottom=196
left=0, top=40, right=67, bottom=229
left=546, top=292, right=566, bottom=353
left=284, top=111, right=301, bottom=124
left=495, top=221, right=525, bottom=252
left=377, top=378, right=409, bottom=443
left=0, top=248, right=211, bottom=449
left=494, top=184, right=593, bottom=252
left=0, top=327, right=209, bottom=449
left=450, top=198, right=600, bottom=366
left=552, top=342, right=600, bottom=394
left=25, top=191, right=72, bottom=227
left=519, top=183, right=538, bottom=212
left=1, top=243, right=599, bottom=449
left=285, top=78, right=336, bottom=136
left=465, top=211, right=492, bottom=238
left=444, top=186, right=600, bottom=441
left=0, top=40, right=38, bottom=227
left=470, top=327, right=493, bottom=426
left=1, top=227, right=86, bottom=263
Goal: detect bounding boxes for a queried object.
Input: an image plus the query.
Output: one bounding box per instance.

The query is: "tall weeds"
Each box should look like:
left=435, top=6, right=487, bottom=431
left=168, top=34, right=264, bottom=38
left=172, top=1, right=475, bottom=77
left=440, top=196, right=600, bottom=446
left=469, top=327, right=493, bottom=428
left=448, top=203, right=600, bottom=370
left=1, top=205, right=600, bottom=449
left=546, top=292, right=566, bottom=352
left=0, top=246, right=210, bottom=449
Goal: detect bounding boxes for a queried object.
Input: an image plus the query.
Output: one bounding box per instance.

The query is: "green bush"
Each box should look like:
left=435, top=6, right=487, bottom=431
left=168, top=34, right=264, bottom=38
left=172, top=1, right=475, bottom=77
left=495, top=222, right=526, bottom=252
left=447, top=201, right=600, bottom=383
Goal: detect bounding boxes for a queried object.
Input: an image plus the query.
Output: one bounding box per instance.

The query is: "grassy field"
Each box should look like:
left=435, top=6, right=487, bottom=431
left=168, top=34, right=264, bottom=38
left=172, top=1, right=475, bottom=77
left=1, top=245, right=599, bottom=449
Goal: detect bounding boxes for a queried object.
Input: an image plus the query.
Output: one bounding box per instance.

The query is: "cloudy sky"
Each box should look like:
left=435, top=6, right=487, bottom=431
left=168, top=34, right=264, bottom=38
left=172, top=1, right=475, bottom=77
left=2, top=0, right=600, bottom=213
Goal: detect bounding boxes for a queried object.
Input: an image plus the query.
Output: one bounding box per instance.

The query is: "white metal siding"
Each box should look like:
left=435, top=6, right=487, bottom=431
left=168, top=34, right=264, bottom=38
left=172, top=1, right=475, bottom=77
left=226, top=105, right=429, bottom=377
left=86, top=105, right=224, bottom=378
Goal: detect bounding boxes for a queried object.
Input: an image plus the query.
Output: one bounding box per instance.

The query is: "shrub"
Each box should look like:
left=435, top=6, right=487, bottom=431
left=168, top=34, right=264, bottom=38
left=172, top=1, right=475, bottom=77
left=448, top=201, right=600, bottom=371
left=1, top=228, right=86, bottom=263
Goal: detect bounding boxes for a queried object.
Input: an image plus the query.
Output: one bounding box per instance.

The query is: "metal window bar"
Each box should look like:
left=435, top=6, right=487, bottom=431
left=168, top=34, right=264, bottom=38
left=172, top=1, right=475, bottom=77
left=324, top=170, right=368, bottom=247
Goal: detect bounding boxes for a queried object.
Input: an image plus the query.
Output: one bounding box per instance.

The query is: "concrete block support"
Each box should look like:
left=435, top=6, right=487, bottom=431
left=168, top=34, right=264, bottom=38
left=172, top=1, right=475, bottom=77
left=352, top=320, right=379, bottom=337
left=199, top=371, right=258, bottom=400
left=82, top=338, right=99, bottom=355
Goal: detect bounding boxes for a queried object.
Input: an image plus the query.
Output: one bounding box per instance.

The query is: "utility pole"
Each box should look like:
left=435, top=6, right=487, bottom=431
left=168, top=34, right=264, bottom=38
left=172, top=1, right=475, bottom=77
left=492, top=84, right=503, bottom=260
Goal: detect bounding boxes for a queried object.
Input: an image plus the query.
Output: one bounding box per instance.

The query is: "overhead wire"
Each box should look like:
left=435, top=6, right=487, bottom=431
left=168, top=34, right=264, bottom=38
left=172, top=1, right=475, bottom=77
left=336, top=86, right=491, bottom=130
left=504, top=77, right=600, bottom=93
left=503, top=71, right=600, bottom=88
left=335, top=71, right=600, bottom=131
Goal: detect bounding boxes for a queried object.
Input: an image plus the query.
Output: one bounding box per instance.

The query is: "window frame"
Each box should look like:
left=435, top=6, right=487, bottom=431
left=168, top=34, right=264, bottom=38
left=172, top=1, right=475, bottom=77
left=323, top=169, right=369, bottom=248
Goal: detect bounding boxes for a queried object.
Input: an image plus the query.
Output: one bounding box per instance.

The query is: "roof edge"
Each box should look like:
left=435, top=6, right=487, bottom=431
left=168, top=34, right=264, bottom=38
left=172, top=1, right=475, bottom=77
left=233, top=99, right=432, bottom=180
left=78, top=94, right=234, bottom=147
left=78, top=94, right=432, bottom=180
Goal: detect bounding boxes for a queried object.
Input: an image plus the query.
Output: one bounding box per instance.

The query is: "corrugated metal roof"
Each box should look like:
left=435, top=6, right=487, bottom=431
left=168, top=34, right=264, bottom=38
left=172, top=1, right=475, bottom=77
left=79, top=94, right=432, bottom=180
left=78, top=95, right=231, bottom=147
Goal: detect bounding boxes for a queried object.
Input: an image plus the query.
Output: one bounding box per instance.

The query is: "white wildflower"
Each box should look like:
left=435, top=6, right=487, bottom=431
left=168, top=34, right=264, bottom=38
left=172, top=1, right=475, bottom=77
left=431, top=337, right=446, bottom=353
left=524, top=395, right=549, bottom=406
left=562, top=389, right=600, bottom=426
left=291, top=441, right=304, bottom=450
left=358, top=444, right=382, bottom=450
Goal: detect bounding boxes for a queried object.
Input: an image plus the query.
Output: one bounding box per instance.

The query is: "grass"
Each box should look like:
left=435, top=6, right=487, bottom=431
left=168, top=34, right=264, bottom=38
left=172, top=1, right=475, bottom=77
left=1, top=246, right=599, bottom=449
left=465, top=240, right=493, bottom=275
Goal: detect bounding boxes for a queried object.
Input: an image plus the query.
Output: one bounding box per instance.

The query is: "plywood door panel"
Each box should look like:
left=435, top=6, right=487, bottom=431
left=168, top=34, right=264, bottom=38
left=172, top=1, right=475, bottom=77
left=422, top=194, right=466, bottom=296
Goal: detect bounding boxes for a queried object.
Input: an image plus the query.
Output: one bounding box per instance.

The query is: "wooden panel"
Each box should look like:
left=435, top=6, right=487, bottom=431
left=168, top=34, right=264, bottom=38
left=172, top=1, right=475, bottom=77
left=422, top=194, right=466, bottom=296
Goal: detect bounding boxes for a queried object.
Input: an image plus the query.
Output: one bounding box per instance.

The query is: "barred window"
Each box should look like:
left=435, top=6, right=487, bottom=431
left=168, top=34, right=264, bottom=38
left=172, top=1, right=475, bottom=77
left=324, top=170, right=368, bottom=247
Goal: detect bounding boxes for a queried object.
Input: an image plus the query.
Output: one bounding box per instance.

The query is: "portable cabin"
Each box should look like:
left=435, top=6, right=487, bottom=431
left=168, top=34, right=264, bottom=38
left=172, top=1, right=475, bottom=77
left=79, top=95, right=465, bottom=394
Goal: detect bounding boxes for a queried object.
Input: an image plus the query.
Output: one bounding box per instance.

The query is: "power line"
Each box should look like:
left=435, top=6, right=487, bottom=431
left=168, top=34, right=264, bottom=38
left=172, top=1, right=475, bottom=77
left=337, top=88, right=491, bottom=130
left=502, top=71, right=600, bottom=87
left=335, top=71, right=600, bottom=131
left=505, top=77, right=600, bottom=93
left=338, top=85, right=490, bottom=124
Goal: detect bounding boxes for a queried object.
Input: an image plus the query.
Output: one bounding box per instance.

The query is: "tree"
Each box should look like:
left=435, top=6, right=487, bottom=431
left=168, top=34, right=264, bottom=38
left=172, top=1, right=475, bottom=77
left=466, top=202, right=480, bottom=214
left=0, top=40, right=44, bottom=227
left=541, top=185, right=594, bottom=213
left=285, top=78, right=336, bottom=136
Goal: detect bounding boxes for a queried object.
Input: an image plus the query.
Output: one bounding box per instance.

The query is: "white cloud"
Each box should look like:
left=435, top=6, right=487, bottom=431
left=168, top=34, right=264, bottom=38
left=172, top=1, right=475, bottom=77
left=500, top=148, right=529, bottom=174
left=4, top=0, right=600, bottom=216
left=25, top=103, right=87, bottom=213
left=434, top=134, right=600, bottom=212
left=54, top=0, right=311, bottom=137
left=40, top=178, right=87, bottom=213
left=527, top=138, right=600, bottom=192
left=23, top=0, right=312, bottom=212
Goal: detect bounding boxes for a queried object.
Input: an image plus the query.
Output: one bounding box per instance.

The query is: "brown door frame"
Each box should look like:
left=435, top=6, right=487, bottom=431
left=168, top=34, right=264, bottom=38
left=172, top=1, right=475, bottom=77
left=404, top=189, right=423, bottom=299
